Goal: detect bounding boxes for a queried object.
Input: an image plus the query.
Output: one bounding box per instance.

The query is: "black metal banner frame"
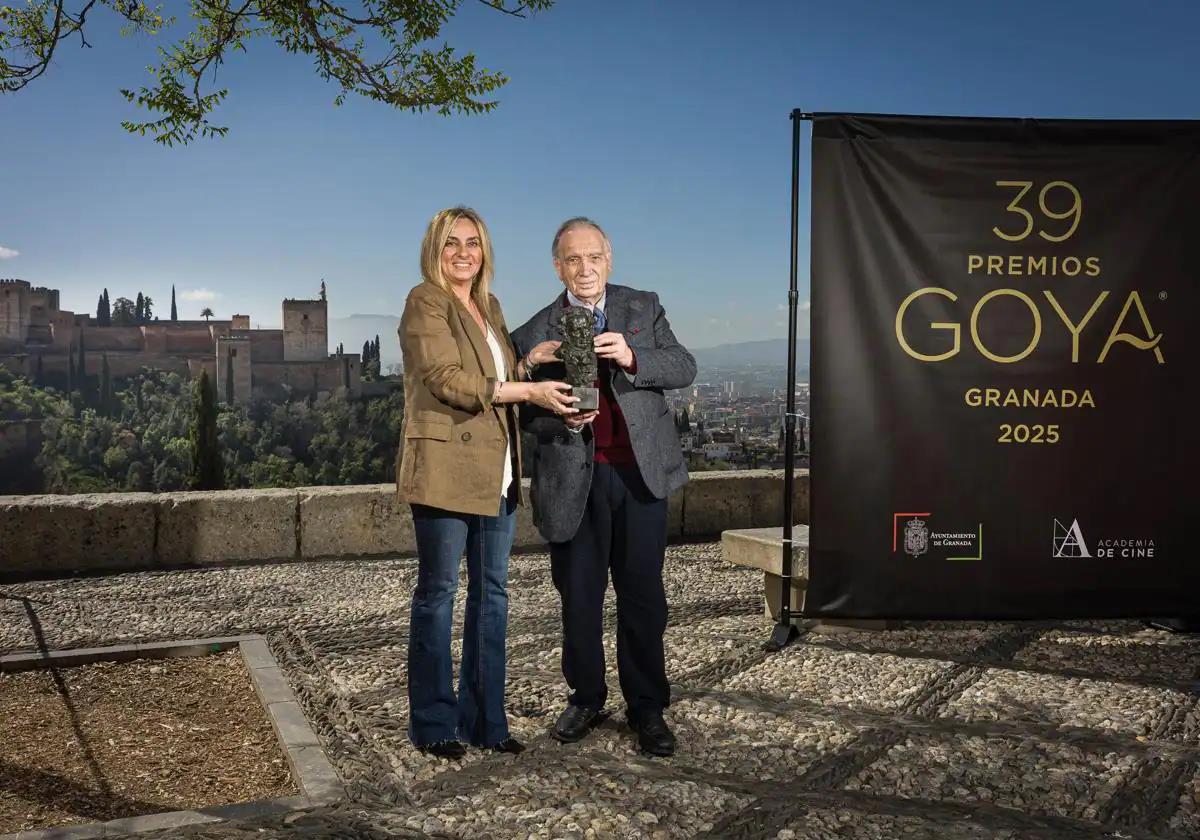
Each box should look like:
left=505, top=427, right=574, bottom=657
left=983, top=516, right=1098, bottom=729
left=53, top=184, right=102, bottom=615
left=765, top=108, right=812, bottom=651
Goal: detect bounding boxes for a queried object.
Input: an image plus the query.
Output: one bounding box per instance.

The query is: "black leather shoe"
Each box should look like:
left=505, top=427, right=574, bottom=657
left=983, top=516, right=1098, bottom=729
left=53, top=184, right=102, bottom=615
left=490, top=737, right=525, bottom=754
left=629, top=710, right=676, bottom=757
left=551, top=704, right=606, bottom=743
left=417, top=740, right=466, bottom=759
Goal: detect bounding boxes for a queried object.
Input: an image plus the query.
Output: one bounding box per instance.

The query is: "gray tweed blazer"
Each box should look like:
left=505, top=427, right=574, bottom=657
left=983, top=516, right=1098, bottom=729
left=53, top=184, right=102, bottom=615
left=511, top=284, right=697, bottom=543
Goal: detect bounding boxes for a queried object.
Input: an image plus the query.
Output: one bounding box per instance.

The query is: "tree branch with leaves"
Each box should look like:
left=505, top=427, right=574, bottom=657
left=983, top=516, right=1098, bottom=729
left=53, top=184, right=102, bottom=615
left=1, top=0, right=553, bottom=145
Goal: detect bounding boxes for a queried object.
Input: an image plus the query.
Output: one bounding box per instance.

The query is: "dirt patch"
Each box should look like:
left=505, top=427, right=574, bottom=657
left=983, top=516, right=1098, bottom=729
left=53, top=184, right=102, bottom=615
left=0, top=650, right=298, bottom=833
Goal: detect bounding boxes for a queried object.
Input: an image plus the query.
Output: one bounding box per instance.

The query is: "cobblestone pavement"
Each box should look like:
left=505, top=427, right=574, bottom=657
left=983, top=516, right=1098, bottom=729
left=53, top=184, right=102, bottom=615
left=2, top=542, right=1198, bottom=839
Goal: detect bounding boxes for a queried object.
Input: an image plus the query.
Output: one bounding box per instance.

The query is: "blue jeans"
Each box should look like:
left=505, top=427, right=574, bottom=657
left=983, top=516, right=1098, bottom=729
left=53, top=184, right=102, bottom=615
left=408, top=497, right=515, bottom=748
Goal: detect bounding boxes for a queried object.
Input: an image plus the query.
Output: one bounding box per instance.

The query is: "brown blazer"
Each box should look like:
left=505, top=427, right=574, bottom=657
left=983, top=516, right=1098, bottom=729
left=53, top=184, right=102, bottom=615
left=395, top=281, right=523, bottom=516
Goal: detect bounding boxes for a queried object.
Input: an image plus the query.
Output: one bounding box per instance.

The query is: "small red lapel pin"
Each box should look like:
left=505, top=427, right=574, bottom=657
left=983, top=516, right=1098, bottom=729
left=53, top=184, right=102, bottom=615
left=629, top=327, right=641, bottom=335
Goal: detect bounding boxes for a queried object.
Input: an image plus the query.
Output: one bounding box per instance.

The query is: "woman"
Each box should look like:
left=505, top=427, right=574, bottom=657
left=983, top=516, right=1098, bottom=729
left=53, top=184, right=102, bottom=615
left=397, top=207, right=570, bottom=758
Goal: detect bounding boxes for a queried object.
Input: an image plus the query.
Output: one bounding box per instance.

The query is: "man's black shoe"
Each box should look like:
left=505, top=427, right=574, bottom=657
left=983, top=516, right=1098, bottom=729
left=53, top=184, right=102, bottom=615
left=490, top=737, right=526, bottom=754
left=551, top=704, right=606, bottom=743
left=629, top=710, right=676, bottom=757
left=417, top=740, right=466, bottom=759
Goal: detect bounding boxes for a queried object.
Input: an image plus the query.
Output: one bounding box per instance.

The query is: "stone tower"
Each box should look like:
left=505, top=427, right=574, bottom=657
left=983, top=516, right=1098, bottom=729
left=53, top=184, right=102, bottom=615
left=282, top=298, right=327, bottom=361
left=0, top=279, right=32, bottom=348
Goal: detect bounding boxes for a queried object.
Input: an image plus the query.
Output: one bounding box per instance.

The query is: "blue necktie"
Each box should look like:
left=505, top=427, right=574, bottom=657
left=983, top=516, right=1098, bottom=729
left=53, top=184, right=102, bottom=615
left=592, top=307, right=607, bottom=334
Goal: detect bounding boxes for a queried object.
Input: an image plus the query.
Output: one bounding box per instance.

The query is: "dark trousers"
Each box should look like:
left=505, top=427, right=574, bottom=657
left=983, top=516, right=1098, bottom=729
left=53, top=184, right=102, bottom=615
left=549, top=461, right=669, bottom=719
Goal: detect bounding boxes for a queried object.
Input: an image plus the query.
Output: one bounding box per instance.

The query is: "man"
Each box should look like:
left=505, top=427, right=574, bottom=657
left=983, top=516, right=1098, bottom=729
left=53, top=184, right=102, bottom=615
left=512, top=217, right=696, bottom=756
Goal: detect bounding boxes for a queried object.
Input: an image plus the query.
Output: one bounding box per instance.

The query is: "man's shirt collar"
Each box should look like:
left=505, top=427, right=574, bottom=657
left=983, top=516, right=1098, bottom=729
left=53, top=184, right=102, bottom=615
left=566, top=289, right=606, bottom=313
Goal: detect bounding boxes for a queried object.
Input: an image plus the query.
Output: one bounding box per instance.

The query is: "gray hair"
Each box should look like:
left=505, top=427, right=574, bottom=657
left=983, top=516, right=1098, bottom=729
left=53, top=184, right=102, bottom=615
left=551, top=217, right=611, bottom=258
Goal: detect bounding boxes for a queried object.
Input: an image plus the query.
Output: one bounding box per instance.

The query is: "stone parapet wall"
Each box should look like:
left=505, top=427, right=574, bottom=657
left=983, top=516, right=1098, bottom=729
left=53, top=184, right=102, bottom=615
left=0, top=470, right=810, bottom=579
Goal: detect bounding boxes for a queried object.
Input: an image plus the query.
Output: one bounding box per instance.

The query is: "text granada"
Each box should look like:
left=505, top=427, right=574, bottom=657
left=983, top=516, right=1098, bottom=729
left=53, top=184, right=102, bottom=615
left=964, top=387, right=1096, bottom=408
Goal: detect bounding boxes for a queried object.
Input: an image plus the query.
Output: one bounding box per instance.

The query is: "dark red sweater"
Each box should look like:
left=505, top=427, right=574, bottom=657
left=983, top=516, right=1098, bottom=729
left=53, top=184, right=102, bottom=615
left=592, top=357, right=636, bottom=465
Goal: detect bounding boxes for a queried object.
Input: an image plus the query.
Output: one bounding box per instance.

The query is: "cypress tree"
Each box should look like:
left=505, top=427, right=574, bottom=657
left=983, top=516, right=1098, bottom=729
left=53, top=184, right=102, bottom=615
left=100, top=353, right=112, bottom=415
left=135, top=292, right=145, bottom=323
left=225, top=350, right=234, bottom=404
left=97, top=294, right=105, bottom=322
left=190, top=369, right=224, bottom=490
left=170, top=285, right=178, bottom=321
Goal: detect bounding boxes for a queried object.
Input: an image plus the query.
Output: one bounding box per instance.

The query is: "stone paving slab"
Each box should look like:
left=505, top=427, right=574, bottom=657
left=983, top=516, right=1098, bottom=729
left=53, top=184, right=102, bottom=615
left=716, top=644, right=955, bottom=713
left=941, top=667, right=1194, bottom=739
left=407, top=762, right=754, bottom=838
left=843, top=730, right=1144, bottom=823
left=1012, top=627, right=1200, bottom=687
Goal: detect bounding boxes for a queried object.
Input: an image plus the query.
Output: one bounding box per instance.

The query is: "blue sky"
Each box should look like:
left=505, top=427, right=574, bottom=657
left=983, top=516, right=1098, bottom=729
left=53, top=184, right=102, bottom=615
left=2, top=0, right=1197, bottom=349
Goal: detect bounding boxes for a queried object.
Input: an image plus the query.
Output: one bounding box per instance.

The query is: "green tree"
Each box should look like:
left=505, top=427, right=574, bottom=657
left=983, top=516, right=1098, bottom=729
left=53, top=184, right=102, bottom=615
left=170, top=285, right=178, bottom=321
left=190, top=369, right=224, bottom=489
left=2, top=0, right=555, bottom=146
left=142, top=294, right=154, bottom=321
left=97, top=289, right=112, bottom=326
left=679, top=406, right=690, bottom=433
left=111, top=297, right=137, bottom=325
left=200, top=307, right=214, bottom=321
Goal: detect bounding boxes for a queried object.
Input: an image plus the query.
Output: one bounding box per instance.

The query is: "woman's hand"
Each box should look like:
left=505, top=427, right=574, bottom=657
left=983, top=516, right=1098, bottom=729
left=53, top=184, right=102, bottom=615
left=526, top=380, right=579, bottom=415
left=526, top=340, right=562, bottom=366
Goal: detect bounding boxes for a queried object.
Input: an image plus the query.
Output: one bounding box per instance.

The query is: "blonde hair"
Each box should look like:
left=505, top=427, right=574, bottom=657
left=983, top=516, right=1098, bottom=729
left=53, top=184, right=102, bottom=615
left=420, top=206, right=495, bottom=313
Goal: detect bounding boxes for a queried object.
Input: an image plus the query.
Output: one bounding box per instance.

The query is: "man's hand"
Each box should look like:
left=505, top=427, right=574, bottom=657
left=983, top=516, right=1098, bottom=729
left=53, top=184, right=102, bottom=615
left=594, top=332, right=634, bottom=370
left=564, top=410, right=599, bottom=431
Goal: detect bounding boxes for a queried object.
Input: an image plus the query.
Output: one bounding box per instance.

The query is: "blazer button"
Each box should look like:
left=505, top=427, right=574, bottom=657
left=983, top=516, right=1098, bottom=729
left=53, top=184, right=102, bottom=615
left=461, top=432, right=472, bottom=442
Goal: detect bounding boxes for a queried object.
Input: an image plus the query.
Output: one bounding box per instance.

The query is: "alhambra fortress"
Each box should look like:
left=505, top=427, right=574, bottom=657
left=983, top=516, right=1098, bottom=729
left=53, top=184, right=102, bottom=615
left=0, top=278, right=362, bottom=401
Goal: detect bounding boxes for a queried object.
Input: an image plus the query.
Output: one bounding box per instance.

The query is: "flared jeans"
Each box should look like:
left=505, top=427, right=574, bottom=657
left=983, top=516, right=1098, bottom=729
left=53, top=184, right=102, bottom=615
left=407, top=497, right=515, bottom=748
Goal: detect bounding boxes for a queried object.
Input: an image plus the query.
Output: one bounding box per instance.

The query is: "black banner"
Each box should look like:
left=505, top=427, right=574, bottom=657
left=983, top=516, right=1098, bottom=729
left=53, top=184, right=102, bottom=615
left=808, top=114, right=1199, bottom=619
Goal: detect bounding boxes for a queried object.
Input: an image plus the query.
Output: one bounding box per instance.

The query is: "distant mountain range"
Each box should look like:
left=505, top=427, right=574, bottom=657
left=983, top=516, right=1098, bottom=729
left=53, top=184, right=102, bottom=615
left=330, top=315, right=809, bottom=372
left=691, top=338, right=810, bottom=368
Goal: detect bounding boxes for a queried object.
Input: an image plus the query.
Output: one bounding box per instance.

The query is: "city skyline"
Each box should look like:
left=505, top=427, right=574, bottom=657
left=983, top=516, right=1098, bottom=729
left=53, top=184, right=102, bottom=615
left=3, top=0, right=1198, bottom=350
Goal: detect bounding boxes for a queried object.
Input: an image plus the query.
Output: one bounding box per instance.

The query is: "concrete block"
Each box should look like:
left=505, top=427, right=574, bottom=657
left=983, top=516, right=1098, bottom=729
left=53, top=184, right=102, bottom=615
left=197, top=796, right=309, bottom=823
left=157, top=489, right=298, bottom=565
left=238, top=637, right=276, bottom=670
left=298, top=484, right=413, bottom=559
left=287, top=745, right=344, bottom=803
left=0, top=644, right=141, bottom=673
left=10, top=820, right=106, bottom=839
left=100, top=811, right=220, bottom=835
left=683, top=470, right=810, bottom=537
left=723, top=525, right=810, bottom=627
left=268, top=701, right=320, bottom=747
left=248, top=664, right=296, bottom=706
left=720, top=525, right=810, bottom=577
left=0, top=492, right=155, bottom=577
left=764, top=571, right=807, bottom=624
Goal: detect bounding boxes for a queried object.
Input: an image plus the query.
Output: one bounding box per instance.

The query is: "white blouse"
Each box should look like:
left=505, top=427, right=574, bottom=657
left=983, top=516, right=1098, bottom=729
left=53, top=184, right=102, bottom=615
left=484, top=325, right=514, bottom=499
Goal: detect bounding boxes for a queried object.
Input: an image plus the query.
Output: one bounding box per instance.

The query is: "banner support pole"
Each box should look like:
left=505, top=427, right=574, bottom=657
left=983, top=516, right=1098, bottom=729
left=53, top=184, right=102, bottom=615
left=766, top=109, right=810, bottom=652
